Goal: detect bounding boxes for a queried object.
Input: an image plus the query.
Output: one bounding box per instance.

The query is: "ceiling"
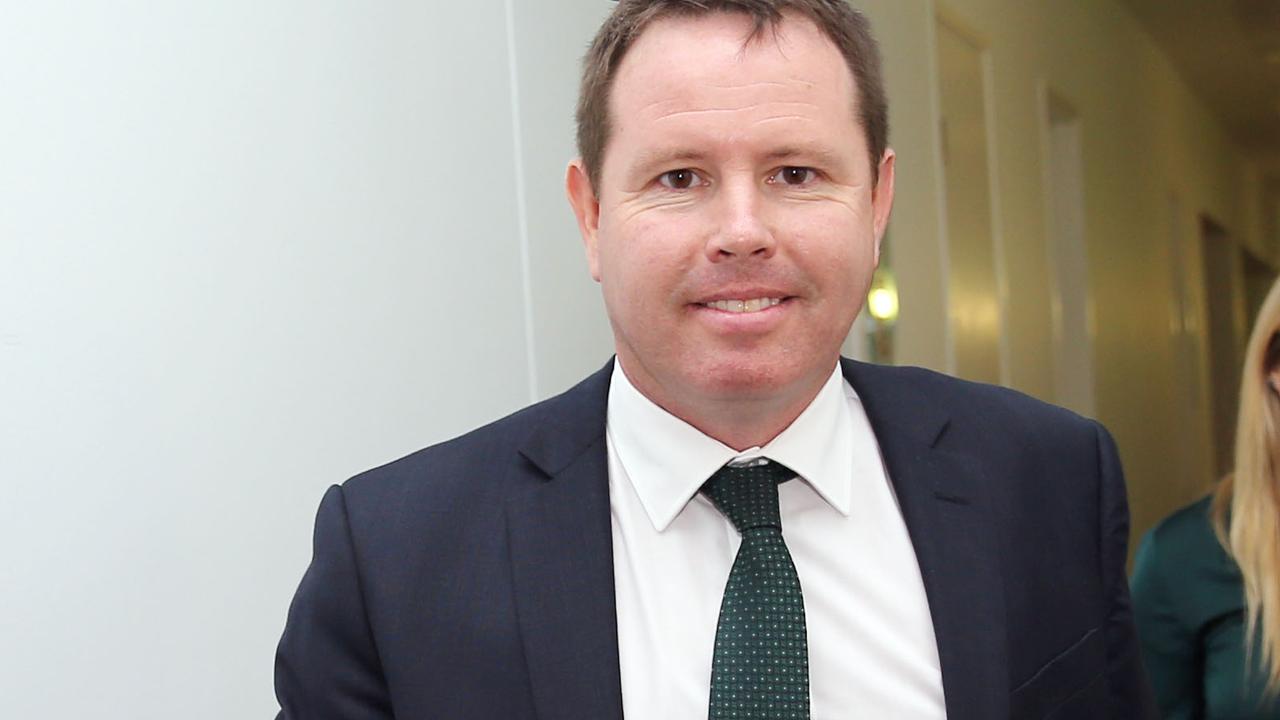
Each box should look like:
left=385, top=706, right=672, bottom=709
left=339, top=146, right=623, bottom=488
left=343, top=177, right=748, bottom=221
left=1117, top=0, right=1280, bottom=172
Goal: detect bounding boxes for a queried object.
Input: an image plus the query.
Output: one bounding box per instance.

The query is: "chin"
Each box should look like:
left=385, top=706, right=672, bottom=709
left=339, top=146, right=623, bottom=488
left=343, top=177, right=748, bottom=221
left=689, top=358, right=806, bottom=402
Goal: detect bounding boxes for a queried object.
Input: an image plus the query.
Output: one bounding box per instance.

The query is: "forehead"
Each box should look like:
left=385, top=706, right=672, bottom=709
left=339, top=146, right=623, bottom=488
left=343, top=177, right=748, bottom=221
left=608, top=11, right=858, bottom=141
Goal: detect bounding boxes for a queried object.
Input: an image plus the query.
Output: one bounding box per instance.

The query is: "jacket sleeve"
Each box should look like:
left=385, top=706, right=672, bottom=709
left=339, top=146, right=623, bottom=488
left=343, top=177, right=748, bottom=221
left=1094, top=422, right=1159, bottom=719
left=274, top=485, right=394, bottom=719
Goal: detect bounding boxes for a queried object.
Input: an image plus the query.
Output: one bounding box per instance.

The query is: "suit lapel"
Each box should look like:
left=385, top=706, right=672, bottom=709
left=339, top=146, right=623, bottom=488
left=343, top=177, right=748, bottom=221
left=843, top=359, right=1010, bottom=720
left=505, top=362, right=625, bottom=720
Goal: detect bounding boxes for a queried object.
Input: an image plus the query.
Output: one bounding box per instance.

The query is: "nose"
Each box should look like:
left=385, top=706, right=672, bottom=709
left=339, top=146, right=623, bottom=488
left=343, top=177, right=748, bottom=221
left=705, top=182, right=776, bottom=262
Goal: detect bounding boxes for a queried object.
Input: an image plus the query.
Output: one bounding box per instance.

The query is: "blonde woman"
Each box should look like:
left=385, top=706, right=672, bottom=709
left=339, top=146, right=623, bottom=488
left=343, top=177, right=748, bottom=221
left=1132, top=276, right=1280, bottom=719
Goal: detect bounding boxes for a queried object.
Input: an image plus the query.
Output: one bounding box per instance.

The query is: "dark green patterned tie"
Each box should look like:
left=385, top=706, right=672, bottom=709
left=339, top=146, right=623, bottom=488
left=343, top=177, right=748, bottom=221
left=701, top=459, right=810, bottom=720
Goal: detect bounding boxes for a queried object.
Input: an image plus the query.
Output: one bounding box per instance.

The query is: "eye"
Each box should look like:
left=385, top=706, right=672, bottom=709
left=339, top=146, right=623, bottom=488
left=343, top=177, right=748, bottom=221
left=770, top=166, right=818, bottom=186
left=658, top=169, right=704, bottom=190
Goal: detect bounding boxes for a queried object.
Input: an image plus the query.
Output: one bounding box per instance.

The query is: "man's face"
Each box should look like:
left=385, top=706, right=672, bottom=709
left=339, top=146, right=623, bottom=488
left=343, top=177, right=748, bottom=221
left=568, top=11, right=895, bottom=416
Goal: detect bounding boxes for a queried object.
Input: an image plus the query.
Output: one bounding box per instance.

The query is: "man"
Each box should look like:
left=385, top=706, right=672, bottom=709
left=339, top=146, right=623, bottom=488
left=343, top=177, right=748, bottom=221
left=274, top=1, right=1156, bottom=718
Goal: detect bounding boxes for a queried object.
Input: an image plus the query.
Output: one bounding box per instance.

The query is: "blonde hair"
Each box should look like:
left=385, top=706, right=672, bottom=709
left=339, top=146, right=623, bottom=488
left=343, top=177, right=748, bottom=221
left=1213, top=276, right=1280, bottom=690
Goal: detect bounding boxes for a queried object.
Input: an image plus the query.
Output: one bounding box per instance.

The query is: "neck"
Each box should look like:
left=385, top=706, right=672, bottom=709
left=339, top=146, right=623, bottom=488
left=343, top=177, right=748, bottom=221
left=684, top=394, right=819, bottom=451
left=618, top=359, right=835, bottom=451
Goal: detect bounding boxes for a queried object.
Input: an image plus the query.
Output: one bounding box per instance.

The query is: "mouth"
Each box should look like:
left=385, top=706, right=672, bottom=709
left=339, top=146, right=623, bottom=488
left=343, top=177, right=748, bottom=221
left=698, top=297, right=789, bottom=314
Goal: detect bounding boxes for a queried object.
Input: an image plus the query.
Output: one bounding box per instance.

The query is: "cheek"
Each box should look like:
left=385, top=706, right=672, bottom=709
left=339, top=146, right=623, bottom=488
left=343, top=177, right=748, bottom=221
left=599, top=212, right=703, bottom=288
left=782, top=208, right=874, bottom=277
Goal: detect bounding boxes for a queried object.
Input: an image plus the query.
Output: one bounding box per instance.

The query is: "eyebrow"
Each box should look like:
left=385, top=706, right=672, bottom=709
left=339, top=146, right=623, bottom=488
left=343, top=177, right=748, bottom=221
left=762, top=144, right=847, bottom=168
left=628, top=148, right=711, bottom=177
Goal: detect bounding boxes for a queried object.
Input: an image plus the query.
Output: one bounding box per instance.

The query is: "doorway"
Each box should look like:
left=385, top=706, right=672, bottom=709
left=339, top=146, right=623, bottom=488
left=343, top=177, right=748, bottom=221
left=937, top=17, right=1001, bottom=385
left=1041, top=89, right=1095, bottom=417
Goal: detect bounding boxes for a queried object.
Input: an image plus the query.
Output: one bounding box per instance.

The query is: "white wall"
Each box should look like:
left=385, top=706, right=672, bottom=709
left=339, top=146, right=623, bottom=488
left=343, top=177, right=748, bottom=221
left=0, top=1, right=613, bottom=717
left=509, top=0, right=616, bottom=397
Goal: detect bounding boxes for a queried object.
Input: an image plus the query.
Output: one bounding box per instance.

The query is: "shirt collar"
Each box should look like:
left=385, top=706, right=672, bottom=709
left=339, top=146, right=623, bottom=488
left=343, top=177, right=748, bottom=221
left=606, top=360, right=855, bottom=532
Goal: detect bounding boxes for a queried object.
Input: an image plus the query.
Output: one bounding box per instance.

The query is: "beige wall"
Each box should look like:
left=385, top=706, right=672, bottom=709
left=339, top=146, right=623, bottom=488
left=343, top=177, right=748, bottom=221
left=855, top=0, right=1273, bottom=547
left=854, top=0, right=953, bottom=371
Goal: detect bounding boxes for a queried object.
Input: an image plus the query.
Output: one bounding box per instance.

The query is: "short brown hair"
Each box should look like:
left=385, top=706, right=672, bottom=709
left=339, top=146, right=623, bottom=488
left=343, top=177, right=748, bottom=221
left=575, top=0, right=889, bottom=193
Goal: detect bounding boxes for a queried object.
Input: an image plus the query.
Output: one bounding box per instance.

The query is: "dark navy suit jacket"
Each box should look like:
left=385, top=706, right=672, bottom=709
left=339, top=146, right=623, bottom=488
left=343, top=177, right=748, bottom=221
left=274, top=359, right=1156, bottom=719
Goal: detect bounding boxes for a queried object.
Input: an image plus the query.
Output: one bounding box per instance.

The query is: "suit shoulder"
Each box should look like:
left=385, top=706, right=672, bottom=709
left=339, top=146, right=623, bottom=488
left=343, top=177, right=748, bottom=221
left=339, top=365, right=610, bottom=505
left=338, top=400, right=542, bottom=502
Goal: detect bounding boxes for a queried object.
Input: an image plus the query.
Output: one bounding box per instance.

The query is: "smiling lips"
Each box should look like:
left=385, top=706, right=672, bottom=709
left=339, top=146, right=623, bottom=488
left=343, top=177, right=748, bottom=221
left=700, top=297, right=787, bottom=313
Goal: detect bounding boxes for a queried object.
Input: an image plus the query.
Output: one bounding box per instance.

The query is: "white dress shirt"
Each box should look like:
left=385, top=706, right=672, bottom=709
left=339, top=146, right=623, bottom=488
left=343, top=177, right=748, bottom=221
left=606, top=361, right=947, bottom=719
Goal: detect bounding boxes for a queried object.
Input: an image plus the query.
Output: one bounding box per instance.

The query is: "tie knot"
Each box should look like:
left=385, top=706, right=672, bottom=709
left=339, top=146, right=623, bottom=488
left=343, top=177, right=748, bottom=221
left=700, top=459, right=795, bottom=533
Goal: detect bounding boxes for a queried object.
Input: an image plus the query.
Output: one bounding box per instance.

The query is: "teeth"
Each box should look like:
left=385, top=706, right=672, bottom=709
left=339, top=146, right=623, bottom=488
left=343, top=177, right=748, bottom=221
left=704, top=298, right=784, bottom=313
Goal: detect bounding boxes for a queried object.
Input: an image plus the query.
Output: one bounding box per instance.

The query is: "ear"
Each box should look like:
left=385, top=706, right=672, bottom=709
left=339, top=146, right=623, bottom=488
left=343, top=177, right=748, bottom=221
left=870, top=148, right=896, bottom=265
left=566, top=159, right=602, bottom=282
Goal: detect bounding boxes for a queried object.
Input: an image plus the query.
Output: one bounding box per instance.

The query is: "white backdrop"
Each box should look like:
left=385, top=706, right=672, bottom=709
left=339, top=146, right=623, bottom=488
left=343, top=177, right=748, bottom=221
left=0, top=1, right=613, bottom=716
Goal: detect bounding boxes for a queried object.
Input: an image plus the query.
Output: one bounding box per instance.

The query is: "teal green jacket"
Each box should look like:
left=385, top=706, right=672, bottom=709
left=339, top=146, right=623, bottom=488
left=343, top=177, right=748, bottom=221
left=1132, top=496, right=1280, bottom=719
